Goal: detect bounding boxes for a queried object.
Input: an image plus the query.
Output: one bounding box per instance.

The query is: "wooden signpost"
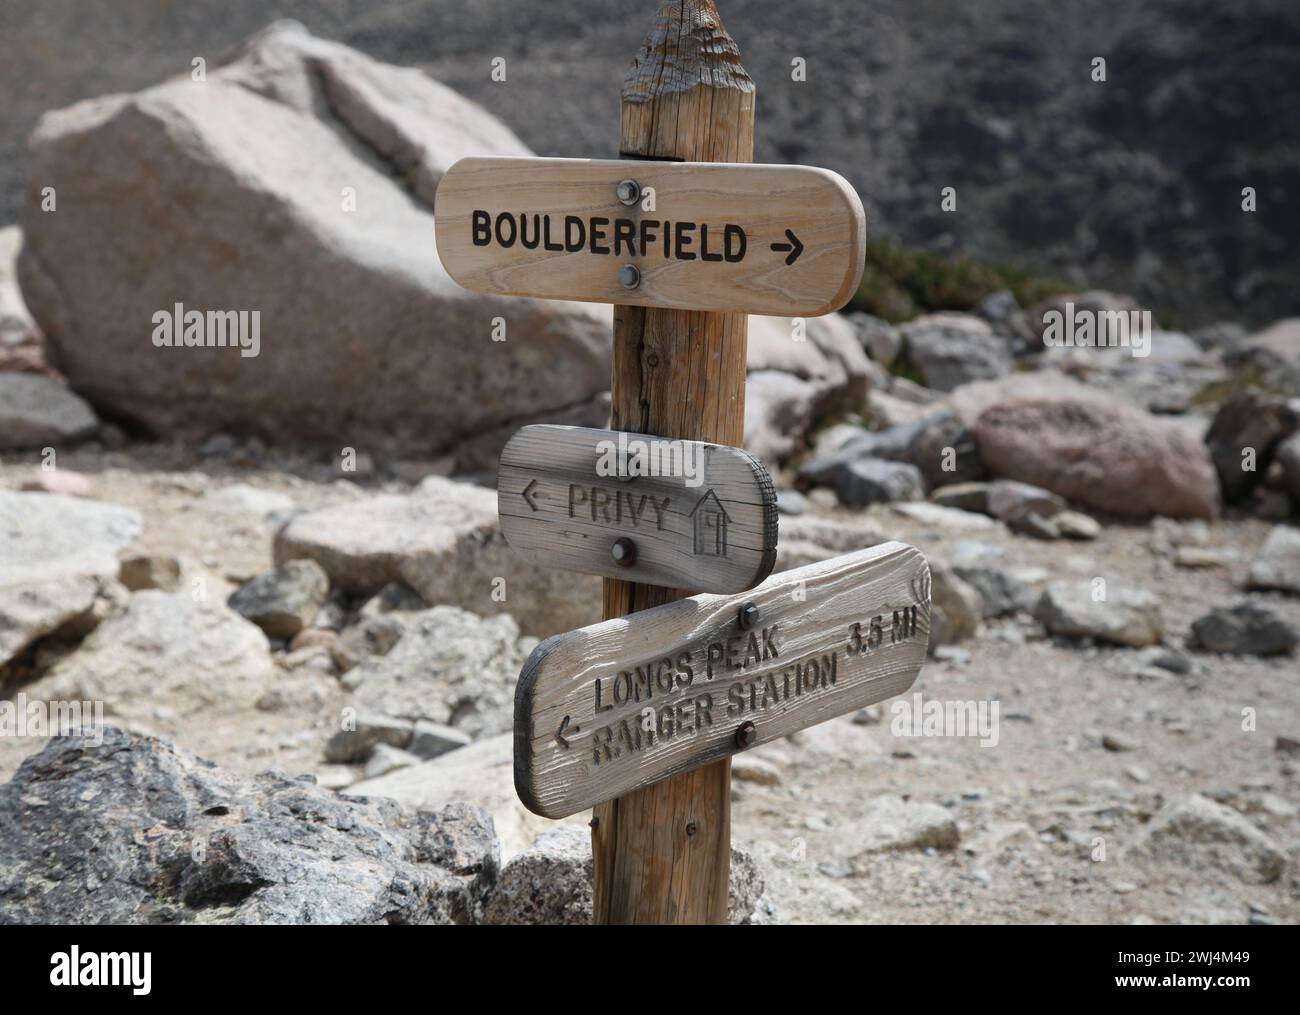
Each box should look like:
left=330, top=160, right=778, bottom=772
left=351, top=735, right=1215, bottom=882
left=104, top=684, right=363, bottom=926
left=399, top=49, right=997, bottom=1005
left=515, top=542, right=931, bottom=819
left=498, top=424, right=778, bottom=592
left=435, top=158, right=866, bottom=316
left=434, top=0, right=930, bottom=924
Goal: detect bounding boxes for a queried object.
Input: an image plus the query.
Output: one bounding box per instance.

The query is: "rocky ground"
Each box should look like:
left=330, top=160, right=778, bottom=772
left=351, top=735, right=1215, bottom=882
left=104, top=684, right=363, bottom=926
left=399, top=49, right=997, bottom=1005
left=2, top=411, right=1297, bottom=924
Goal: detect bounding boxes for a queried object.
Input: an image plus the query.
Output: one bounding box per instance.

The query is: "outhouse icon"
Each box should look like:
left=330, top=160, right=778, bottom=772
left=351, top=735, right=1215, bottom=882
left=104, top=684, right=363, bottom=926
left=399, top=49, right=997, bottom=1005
left=690, top=489, right=731, bottom=557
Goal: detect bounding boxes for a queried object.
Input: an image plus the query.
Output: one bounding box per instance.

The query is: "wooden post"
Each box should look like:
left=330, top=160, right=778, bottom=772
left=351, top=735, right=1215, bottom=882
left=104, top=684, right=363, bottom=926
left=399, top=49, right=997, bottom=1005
left=592, top=0, right=756, bottom=925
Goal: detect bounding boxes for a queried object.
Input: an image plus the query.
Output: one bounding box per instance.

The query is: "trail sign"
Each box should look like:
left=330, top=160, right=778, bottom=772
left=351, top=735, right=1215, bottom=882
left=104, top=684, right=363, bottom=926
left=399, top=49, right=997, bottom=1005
left=434, top=157, right=866, bottom=317
left=514, top=542, right=931, bottom=819
left=498, top=425, right=778, bottom=592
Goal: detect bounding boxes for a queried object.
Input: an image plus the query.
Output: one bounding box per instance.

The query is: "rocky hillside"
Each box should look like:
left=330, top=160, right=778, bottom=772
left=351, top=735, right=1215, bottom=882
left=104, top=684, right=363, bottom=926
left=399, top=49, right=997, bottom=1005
left=2, top=0, right=1297, bottom=326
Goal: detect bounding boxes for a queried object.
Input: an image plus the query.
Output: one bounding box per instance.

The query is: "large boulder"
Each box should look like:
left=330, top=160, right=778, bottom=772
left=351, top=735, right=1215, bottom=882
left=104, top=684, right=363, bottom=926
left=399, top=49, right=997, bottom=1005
left=18, top=21, right=610, bottom=469
left=0, top=728, right=499, bottom=923
left=34, top=592, right=279, bottom=736
left=974, top=397, right=1220, bottom=520
left=0, top=491, right=140, bottom=668
left=274, top=475, right=600, bottom=637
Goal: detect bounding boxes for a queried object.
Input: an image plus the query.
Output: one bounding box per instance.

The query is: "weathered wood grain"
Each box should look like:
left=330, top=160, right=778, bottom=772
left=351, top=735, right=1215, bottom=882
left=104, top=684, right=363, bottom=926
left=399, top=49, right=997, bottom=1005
left=516, top=542, right=932, bottom=820
left=498, top=424, right=777, bottom=592
left=433, top=157, right=865, bottom=317
left=594, top=0, right=755, bottom=926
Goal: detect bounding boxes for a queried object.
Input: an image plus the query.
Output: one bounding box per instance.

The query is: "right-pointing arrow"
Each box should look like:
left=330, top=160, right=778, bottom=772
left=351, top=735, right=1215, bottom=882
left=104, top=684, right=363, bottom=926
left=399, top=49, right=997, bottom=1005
left=770, top=228, right=804, bottom=266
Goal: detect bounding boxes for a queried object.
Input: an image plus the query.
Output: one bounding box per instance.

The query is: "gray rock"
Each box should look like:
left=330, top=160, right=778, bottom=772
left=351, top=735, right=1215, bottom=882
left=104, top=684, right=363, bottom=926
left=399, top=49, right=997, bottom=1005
left=409, top=720, right=472, bottom=760
left=799, top=410, right=980, bottom=491
left=1034, top=582, right=1164, bottom=647
left=275, top=476, right=600, bottom=637
left=954, top=565, right=1036, bottom=618
left=0, top=373, right=98, bottom=450
left=1129, top=794, right=1286, bottom=885
left=847, top=312, right=903, bottom=366
left=930, top=481, right=991, bottom=514
left=835, top=458, right=924, bottom=507
left=929, top=560, right=984, bottom=643
left=228, top=559, right=330, bottom=639
left=1204, top=391, right=1299, bottom=503
left=1248, top=525, right=1300, bottom=593
left=0, top=491, right=141, bottom=666
left=323, top=710, right=414, bottom=764
left=900, top=313, right=1011, bottom=391
left=481, top=826, right=593, bottom=926
left=341, top=606, right=524, bottom=738
left=1191, top=602, right=1298, bottom=656
left=775, top=489, right=807, bottom=516
left=0, top=727, right=498, bottom=923
left=119, top=554, right=182, bottom=593
left=19, top=21, right=609, bottom=469
left=363, top=743, right=420, bottom=780
left=986, top=479, right=1066, bottom=523
left=481, top=827, right=767, bottom=926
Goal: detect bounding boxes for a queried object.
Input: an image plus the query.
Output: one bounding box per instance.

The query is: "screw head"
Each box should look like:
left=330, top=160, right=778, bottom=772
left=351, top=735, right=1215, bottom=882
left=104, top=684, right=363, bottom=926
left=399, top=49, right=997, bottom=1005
left=685, top=820, right=698, bottom=837
left=736, top=721, right=757, bottom=749
left=738, top=601, right=759, bottom=629
left=616, top=179, right=641, bottom=205
left=618, top=264, right=641, bottom=289
left=611, top=537, right=637, bottom=567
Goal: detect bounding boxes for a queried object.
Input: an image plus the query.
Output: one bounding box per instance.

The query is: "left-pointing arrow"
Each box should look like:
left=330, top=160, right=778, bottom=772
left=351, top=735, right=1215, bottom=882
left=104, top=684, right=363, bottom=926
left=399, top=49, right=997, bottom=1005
left=555, top=715, right=578, bottom=749
left=522, top=479, right=542, bottom=512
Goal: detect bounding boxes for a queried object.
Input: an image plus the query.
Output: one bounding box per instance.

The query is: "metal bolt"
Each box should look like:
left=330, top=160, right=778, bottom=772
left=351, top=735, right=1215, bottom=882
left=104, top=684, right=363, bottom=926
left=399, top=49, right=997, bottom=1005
left=685, top=820, right=698, bottom=837
left=738, top=601, right=759, bottom=630
left=616, top=179, right=641, bottom=205
left=589, top=816, right=600, bottom=830
left=611, top=537, right=638, bottom=567
left=736, top=721, right=757, bottom=750
left=618, top=264, right=641, bottom=289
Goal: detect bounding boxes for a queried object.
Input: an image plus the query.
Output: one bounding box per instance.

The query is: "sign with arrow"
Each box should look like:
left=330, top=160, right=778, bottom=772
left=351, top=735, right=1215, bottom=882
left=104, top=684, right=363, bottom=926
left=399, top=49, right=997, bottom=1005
left=514, top=542, right=932, bottom=819
left=434, top=157, right=866, bottom=316
left=498, top=424, right=778, bottom=592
